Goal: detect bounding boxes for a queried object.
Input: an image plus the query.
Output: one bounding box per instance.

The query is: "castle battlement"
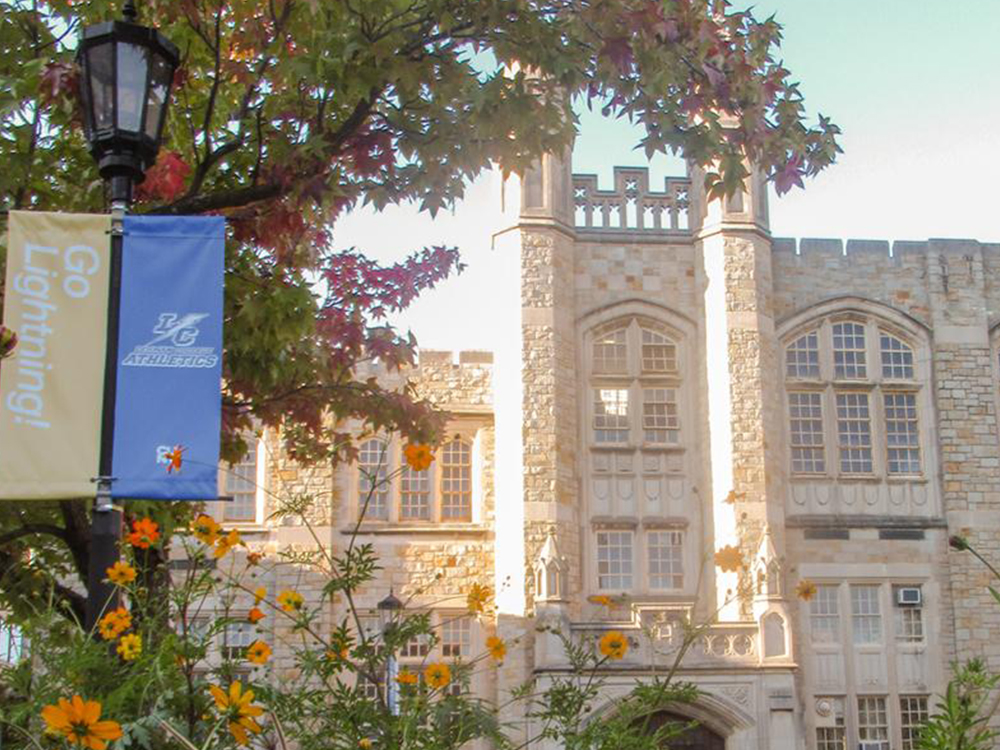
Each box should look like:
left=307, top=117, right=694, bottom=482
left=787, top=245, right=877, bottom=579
left=774, top=237, right=1000, bottom=260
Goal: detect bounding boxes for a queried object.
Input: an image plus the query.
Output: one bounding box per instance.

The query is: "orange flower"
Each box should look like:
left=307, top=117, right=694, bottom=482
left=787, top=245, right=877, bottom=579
left=98, top=607, right=132, bottom=641
left=714, top=545, right=743, bottom=573
left=214, top=529, right=242, bottom=559
left=587, top=594, right=612, bottom=607
left=277, top=589, right=304, bottom=612
left=246, top=551, right=263, bottom=566
left=246, top=640, right=271, bottom=665
left=106, top=561, right=136, bottom=586
left=41, top=695, right=122, bottom=750
left=208, top=681, right=264, bottom=747
left=117, top=633, right=142, bottom=661
left=486, top=635, right=506, bottom=662
left=247, top=607, right=265, bottom=624
left=396, top=669, right=418, bottom=685
left=424, top=662, right=451, bottom=690
left=599, top=631, right=629, bottom=660
left=359, top=740, right=373, bottom=750
left=403, top=443, right=434, bottom=471
left=796, top=579, right=818, bottom=601
left=128, top=517, right=160, bottom=549
left=192, top=514, right=220, bottom=546
left=466, top=582, right=491, bottom=614
left=165, top=445, right=184, bottom=473
left=723, top=489, right=745, bottom=505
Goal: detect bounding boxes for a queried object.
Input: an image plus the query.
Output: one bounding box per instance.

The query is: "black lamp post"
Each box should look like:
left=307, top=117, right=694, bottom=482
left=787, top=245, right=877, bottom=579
left=77, top=0, right=179, bottom=632
left=377, top=591, right=403, bottom=714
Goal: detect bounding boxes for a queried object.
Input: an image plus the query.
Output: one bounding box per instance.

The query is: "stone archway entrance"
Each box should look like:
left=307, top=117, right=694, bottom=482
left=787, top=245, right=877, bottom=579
left=638, top=711, right=726, bottom=750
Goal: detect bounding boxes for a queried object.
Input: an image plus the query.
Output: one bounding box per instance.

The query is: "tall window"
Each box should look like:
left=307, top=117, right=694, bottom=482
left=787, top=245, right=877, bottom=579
left=596, top=531, right=633, bottom=590
left=809, top=585, right=841, bottom=643
left=894, top=586, right=924, bottom=643
left=851, top=585, right=882, bottom=645
left=358, top=439, right=390, bottom=520
left=440, top=616, right=471, bottom=659
left=857, top=696, right=889, bottom=744
left=223, top=437, right=259, bottom=522
left=647, top=531, right=683, bottom=589
left=440, top=439, right=472, bottom=521
left=899, top=696, right=928, bottom=750
left=400, top=460, right=431, bottom=520
left=784, top=315, right=924, bottom=478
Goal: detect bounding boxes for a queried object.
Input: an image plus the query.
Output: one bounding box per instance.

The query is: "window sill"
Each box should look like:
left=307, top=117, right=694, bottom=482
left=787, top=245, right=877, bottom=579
left=789, top=474, right=928, bottom=485
left=342, top=524, right=491, bottom=537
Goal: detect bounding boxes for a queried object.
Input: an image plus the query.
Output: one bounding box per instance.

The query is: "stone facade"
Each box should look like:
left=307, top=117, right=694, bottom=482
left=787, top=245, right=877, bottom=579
left=203, top=150, right=1000, bottom=750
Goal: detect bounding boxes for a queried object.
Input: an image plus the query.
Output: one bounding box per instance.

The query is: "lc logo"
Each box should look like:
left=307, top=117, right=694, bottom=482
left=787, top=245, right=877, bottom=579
left=150, top=312, right=209, bottom=347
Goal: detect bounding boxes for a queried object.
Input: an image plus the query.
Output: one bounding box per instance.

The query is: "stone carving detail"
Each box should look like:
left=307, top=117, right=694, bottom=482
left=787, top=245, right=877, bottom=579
left=719, top=685, right=751, bottom=707
left=573, top=169, right=691, bottom=234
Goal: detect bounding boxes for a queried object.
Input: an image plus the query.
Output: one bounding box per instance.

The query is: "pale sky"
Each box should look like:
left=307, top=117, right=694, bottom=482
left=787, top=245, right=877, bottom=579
left=334, top=0, right=1000, bottom=353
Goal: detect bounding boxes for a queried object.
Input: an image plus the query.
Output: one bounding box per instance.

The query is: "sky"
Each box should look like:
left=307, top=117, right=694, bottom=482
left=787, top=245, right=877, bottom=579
left=334, top=0, right=1000, bottom=353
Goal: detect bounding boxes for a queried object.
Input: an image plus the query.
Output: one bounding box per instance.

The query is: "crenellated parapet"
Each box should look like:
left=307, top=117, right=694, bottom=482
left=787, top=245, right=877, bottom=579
left=572, top=167, right=691, bottom=235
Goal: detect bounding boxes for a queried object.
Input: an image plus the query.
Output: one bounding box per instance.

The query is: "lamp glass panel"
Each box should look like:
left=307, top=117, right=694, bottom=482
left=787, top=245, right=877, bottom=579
left=143, top=52, right=172, bottom=140
left=87, top=42, right=115, bottom=131
left=116, top=41, right=149, bottom=133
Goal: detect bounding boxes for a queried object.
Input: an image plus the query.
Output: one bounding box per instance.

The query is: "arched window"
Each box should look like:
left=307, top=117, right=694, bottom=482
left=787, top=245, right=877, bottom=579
left=587, top=318, right=681, bottom=447
left=584, top=313, right=689, bottom=595
left=783, top=313, right=923, bottom=478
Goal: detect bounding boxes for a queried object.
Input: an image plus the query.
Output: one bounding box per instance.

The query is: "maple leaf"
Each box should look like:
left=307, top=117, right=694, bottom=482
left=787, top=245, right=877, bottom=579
left=136, top=151, right=191, bottom=203
left=772, top=155, right=805, bottom=195
left=600, top=37, right=634, bottom=74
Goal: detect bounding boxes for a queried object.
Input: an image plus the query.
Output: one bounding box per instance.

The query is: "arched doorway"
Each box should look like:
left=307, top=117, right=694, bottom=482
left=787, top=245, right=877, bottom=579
left=637, top=711, right=726, bottom=750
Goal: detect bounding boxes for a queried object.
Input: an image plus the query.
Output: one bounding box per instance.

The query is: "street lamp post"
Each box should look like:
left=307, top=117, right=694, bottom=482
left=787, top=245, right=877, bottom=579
left=377, top=591, right=403, bottom=715
left=77, top=0, right=179, bottom=631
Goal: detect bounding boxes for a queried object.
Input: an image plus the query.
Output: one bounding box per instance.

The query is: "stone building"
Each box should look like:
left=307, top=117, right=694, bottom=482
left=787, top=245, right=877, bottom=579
left=210, top=149, right=1000, bottom=750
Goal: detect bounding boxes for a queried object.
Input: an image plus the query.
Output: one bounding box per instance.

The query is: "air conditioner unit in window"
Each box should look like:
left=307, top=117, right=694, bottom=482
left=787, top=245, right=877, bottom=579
left=859, top=741, right=888, bottom=750
left=896, top=587, right=922, bottom=606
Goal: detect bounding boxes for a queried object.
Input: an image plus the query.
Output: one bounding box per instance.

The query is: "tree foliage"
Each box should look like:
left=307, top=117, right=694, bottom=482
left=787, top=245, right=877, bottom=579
left=0, top=0, right=839, bottom=615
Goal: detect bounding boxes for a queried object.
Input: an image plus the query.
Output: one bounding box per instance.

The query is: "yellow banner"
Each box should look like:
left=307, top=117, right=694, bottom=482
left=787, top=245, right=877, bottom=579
left=0, top=211, right=111, bottom=499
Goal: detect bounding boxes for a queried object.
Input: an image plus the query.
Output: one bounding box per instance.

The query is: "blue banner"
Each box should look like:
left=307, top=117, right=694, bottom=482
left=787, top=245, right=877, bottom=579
left=111, top=215, right=225, bottom=500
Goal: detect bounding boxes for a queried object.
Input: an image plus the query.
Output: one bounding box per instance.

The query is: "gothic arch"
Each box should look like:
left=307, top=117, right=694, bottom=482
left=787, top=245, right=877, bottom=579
left=776, top=295, right=930, bottom=343
left=578, top=297, right=697, bottom=340
left=587, top=686, right=755, bottom=740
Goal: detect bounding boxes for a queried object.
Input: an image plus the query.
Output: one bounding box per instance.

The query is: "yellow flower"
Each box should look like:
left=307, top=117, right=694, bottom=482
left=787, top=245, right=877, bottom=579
left=277, top=589, right=304, bottom=612
left=466, top=582, right=491, bottom=614
left=598, top=631, right=629, bottom=660
left=359, top=739, right=373, bottom=750
left=396, top=669, right=418, bottom=685
left=254, top=586, right=267, bottom=605
left=41, top=695, right=123, bottom=750
left=208, top=681, right=265, bottom=747
left=714, top=545, right=743, bottom=573
left=424, top=662, right=451, bottom=690
left=98, top=607, right=132, bottom=641
left=192, top=513, right=220, bottom=545
left=404, top=443, right=434, bottom=471
left=247, top=607, right=265, bottom=624
left=486, top=635, right=506, bottom=662
left=214, top=529, right=242, bottom=559
left=587, top=594, right=612, bottom=607
left=246, top=640, right=271, bottom=665
left=106, top=561, right=136, bottom=586
left=796, top=579, right=818, bottom=601
left=117, top=633, right=142, bottom=661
